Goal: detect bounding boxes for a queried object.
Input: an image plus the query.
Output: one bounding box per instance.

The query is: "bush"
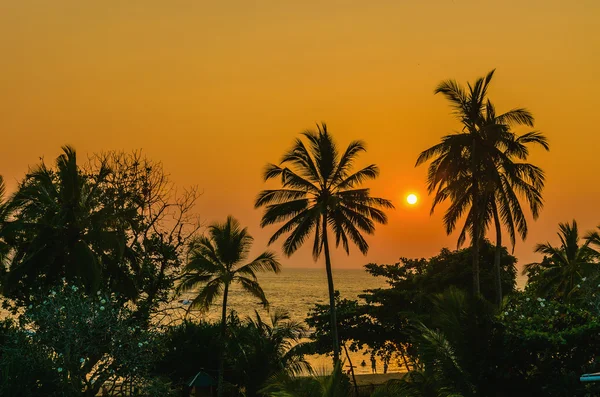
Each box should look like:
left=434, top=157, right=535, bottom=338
left=494, top=292, right=600, bottom=396
left=1, top=281, right=166, bottom=396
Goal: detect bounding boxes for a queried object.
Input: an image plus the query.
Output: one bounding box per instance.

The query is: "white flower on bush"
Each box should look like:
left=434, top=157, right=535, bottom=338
left=504, top=311, right=509, bottom=315
left=80, top=358, right=85, bottom=364
left=57, top=367, right=63, bottom=373
left=555, top=310, right=559, bottom=315
left=71, top=285, right=78, bottom=292
left=101, top=299, right=106, bottom=304
left=97, top=291, right=101, bottom=296
left=583, top=277, right=587, bottom=282
left=577, top=284, right=581, bottom=288
left=138, top=342, right=143, bottom=347
left=537, top=297, right=542, bottom=302
left=540, top=302, right=545, bottom=307
left=28, top=304, right=32, bottom=309
left=526, top=297, right=530, bottom=301
left=99, top=306, right=105, bottom=311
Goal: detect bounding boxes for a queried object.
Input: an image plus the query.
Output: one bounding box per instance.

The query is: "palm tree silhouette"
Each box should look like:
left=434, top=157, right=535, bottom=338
left=1, top=146, right=139, bottom=298
left=255, top=123, right=393, bottom=363
left=177, top=215, right=281, bottom=397
left=416, top=70, right=548, bottom=300
left=524, top=220, right=599, bottom=301
left=230, top=309, right=310, bottom=396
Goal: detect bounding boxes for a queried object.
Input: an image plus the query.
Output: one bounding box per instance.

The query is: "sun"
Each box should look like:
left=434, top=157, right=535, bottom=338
left=406, top=193, right=418, bottom=205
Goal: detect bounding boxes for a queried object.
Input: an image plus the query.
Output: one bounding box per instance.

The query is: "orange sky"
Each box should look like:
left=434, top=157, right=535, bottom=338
left=1, top=1, right=599, bottom=272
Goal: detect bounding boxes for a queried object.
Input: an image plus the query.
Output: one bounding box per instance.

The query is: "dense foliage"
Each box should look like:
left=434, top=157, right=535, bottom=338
left=495, top=291, right=600, bottom=396
left=0, top=148, right=201, bottom=322
left=305, top=241, right=517, bottom=367
left=0, top=283, right=164, bottom=396
left=154, top=310, right=309, bottom=397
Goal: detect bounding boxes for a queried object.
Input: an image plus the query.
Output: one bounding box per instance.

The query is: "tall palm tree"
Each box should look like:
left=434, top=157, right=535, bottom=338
left=255, top=123, right=394, bottom=363
left=416, top=70, right=548, bottom=301
left=1, top=146, right=139, bottom=299
left=177, top=216, right=281, bottom=397
left=524, top=220, right=600, bottom=301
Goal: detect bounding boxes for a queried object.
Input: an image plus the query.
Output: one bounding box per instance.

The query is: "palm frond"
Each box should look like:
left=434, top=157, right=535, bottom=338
left=496, top=108, right=535, bottom=127
left=237, top=251, right=282, bottom=276
left=237, top=275, right=269, bottom=307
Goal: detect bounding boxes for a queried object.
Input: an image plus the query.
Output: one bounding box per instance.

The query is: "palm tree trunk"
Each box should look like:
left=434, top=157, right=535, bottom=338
left=322, top=213, right=341, bottom=364
left=217, top=283, right=229, bottom=397
left=343, top=343, right=359, bottom=397
left=492, top=202, right=503, bottom=307
left=471, top=140, right=481, bottom=297
left=471, top=199, right=481, bottom=297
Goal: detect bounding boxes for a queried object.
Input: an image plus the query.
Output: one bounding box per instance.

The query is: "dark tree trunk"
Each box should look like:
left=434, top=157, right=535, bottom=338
left=471, top=139, right=481, bottom=298
left=322, top=213, right=340, bottom=364
left=217, top=283, right=229, bottom=397
left=492, top=202, right=503, bottom=307
left=343, top=343, right=359, bottom=397
left=471, top=199, right=482, bottom=297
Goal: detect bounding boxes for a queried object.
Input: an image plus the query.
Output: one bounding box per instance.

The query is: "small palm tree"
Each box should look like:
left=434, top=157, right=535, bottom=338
left=417, top=70, right=548, bottom=301
left=255, top=123, right=394, bottom=363
left=231, top=309, right=310, bottom=396
left=524, top=220, right=600, bottom=300
left=260, top=361, right=351, bottom=397
left=177, top=216, right=281, bottom=397
left=586, top=225, right=600, bottom=251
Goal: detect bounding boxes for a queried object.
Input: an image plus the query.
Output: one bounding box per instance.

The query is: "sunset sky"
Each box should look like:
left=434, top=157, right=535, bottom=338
left=1, top=1, right=599, bottom=272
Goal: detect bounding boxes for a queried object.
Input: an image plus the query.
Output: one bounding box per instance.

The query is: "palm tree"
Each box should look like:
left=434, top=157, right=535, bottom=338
left=260, top=361, right=351, bottom=397
left=255, top=123, right=394, bottom=363
left=1, top=146, right=139, bottom=299
left=416, top=70, right=548, bottom=301
left=586, top=225, right=600, bottom=251
left=524, top=220, right=600, bottom=301
left=231, top=309, right=310, bottom=396
left=177, top=216, right=281, bottom=397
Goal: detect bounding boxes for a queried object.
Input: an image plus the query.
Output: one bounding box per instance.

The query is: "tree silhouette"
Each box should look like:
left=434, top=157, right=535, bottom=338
left=525, top=220, right=600, bottom=301
left=417, top=70, right=548, bottom=301
left=177, top=215, right=281, bottom=397
left=255, top=123, right=393, bottom=363
left=1, top=146, right=139, bottom=299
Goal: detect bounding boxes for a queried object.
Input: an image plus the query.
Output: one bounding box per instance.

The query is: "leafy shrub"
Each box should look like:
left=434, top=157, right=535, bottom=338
left=1, top=281, right=165, bottom=396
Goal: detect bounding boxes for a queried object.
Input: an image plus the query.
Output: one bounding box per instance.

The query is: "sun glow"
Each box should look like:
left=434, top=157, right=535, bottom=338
left=407, top=194, right=418, bottom=205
